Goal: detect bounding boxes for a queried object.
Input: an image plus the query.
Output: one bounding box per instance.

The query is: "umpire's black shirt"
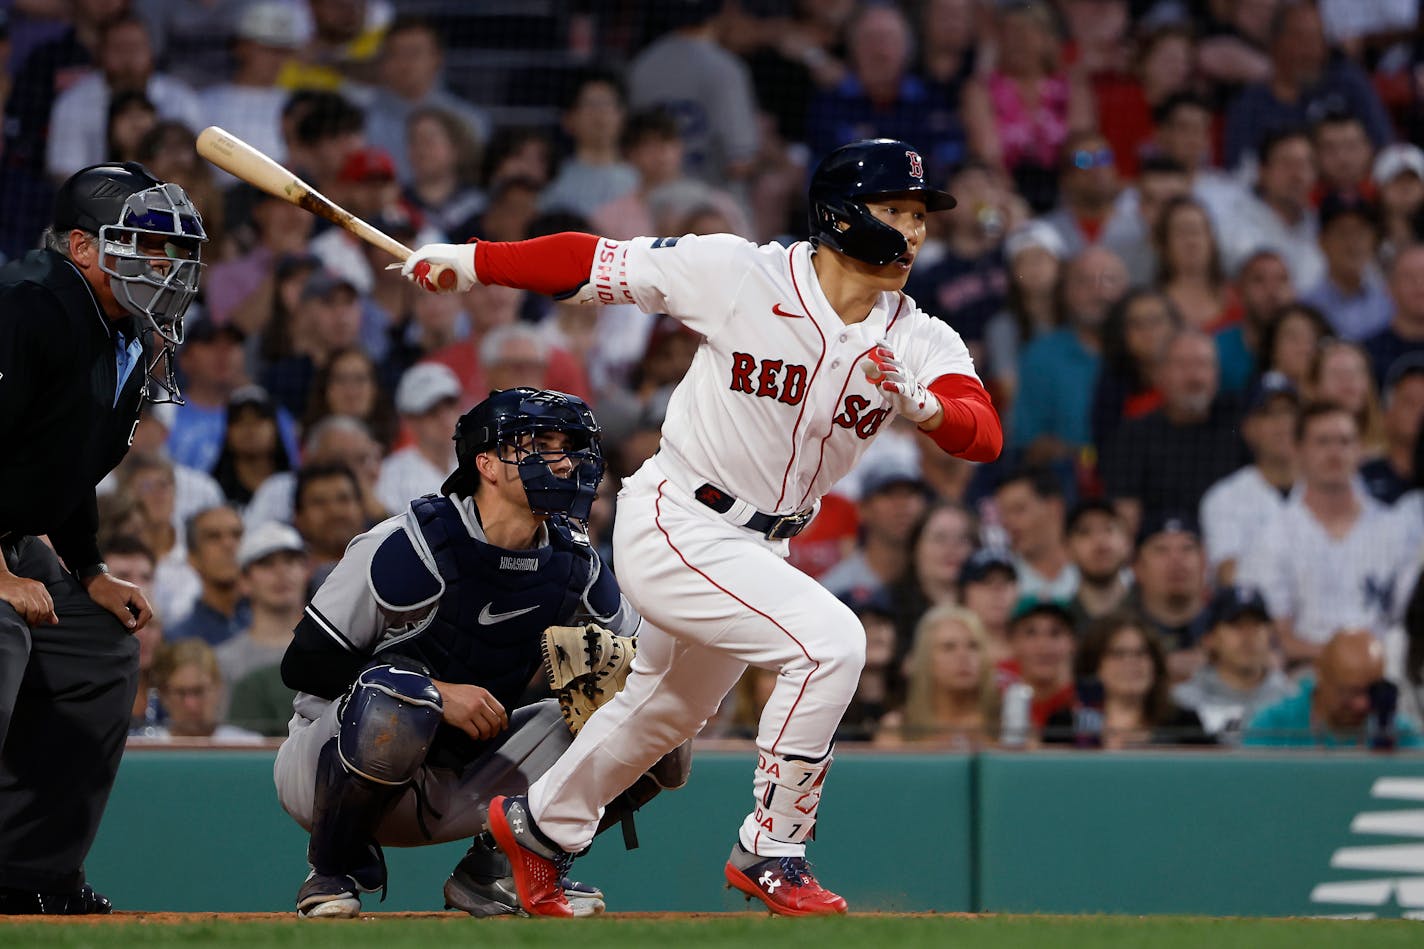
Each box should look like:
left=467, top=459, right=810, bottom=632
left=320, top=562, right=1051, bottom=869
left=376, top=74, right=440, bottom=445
left=0, top=248, right=146, bottom=571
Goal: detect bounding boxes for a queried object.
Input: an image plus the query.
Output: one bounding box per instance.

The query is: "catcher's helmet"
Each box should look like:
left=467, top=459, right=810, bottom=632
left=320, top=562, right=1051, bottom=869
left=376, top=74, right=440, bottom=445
left=807, top=139, right=956, bottom=266
left=53, top=161, right=207, bottom=403
left=442, top=387, right=606, bottom=521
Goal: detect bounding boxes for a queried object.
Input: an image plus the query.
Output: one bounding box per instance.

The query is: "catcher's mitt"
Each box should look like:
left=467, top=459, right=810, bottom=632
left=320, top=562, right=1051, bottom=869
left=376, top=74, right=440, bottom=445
left=542, top=623, right=636, bottom=734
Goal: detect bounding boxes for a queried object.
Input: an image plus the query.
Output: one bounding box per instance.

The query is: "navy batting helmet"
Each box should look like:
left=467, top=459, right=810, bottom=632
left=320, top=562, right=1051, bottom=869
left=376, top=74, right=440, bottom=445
left=808, top=139, right=956, bottom=266
left=442, top=388, right=605, bottom=521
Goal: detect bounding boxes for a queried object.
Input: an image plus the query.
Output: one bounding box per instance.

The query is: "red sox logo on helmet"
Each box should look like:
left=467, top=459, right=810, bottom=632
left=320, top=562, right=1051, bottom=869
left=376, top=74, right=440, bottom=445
left=906, top=150, right=923, bottom=179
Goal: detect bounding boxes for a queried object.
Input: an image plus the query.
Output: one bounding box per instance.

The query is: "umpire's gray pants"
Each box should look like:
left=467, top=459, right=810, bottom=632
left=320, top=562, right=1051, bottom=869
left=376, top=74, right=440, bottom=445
left=0, top=536, right=138, bottom=891
left=274, top=698, right=572, bottom=847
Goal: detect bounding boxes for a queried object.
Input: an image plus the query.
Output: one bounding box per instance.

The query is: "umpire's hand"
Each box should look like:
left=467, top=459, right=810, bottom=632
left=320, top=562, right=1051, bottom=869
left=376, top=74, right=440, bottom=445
left=81, top=572, right=153, bottom=631
left=432, top=680, right=508, bottom=740
left=0, top=572, right=58, bottom=626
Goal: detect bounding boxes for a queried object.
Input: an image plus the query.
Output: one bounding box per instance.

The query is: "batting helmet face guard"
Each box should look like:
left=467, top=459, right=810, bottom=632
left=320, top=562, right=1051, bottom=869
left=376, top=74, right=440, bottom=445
left=808, top=139, right=956, bottom=266
left=443, top=388, right=606, bottom=521
left=54, top=161, right=207, bottom=403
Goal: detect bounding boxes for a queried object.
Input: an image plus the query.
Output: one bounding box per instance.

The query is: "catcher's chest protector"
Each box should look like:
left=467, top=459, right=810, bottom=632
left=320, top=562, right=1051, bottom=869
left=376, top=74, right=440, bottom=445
left=377, top=496, right=594, bottom=716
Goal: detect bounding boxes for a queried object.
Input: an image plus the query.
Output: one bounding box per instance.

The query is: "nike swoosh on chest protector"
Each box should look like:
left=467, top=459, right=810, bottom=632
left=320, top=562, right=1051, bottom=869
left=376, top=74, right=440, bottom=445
left=477, top=603, right=541, bottom=625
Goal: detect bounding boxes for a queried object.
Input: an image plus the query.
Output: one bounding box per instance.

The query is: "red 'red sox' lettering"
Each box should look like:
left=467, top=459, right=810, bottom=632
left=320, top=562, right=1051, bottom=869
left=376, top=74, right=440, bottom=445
left=834, top=394, right=890, bottom=438
left=729, top=353, right=808, bottom=405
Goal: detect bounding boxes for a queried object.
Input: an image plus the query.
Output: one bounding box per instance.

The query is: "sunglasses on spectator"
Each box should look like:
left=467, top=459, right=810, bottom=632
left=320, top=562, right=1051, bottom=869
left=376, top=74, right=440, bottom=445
left=1072, top=148, right=1115, bottom=170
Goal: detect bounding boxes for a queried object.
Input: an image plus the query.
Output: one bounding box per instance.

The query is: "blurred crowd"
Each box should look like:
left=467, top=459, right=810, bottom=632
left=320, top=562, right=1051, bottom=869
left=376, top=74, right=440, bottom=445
left=5, top=0, right=1424, bottom=750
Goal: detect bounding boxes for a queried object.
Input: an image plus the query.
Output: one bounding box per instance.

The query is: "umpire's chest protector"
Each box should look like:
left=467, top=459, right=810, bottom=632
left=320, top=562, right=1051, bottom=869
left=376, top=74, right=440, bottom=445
left=373, top=495, right=594, bottom=714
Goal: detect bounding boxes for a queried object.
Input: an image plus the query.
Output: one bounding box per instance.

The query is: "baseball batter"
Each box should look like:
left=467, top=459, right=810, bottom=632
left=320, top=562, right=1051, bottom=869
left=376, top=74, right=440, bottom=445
left=402, top=138, right=1003, bottom=916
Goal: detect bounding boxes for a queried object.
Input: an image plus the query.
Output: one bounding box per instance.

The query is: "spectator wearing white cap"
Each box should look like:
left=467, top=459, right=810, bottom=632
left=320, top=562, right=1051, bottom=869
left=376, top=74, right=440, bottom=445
left=214, top=522, right=309, bottom=692
left=1373, top=143, right=1424, bottom=259
left=982, top=221, right=1065, bottom=403
left=199, top=1, right=308, bottom=186
left=374, top=363, right=462, bottom=512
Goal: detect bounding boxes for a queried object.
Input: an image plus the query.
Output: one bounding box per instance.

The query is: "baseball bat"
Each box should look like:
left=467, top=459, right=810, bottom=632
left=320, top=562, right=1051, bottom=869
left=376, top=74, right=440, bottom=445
left=194, top=125, right=456, bottom=289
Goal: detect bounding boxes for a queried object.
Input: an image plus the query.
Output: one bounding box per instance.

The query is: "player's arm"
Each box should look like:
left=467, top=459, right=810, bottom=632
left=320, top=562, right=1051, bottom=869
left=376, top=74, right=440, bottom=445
left=861, top=343, right=1003, bottom=463
left=401, top=232, right=748, bottom=338
left=281, top=525, right=399, bottom=699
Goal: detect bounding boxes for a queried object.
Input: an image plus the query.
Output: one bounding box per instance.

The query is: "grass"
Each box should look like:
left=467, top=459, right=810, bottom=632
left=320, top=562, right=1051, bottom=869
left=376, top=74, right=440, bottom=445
left=2, top=913, right=1421, bottom=949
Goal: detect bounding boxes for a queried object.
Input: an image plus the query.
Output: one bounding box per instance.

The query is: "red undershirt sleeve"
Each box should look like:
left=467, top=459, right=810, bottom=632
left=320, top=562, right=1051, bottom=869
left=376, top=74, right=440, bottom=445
left=471, top=232, right=601, bottom=297
left=925, top=374, right=1004, bottom=463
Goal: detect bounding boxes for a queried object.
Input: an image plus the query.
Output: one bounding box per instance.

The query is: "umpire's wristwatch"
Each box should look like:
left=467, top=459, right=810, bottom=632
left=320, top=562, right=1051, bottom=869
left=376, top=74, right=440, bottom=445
left=76, top=562, right=110, bottom=581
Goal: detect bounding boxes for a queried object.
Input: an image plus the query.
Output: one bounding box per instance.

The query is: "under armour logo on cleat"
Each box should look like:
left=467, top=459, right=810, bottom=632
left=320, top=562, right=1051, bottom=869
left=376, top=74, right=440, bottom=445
left=759, top=871, right=781, bottom=892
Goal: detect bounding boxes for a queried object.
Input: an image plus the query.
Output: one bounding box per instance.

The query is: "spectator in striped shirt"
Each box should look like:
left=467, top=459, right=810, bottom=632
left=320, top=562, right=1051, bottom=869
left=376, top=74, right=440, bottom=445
left=1238, top=402, right=1417, bottom=666
left=1199, top=372, right=1300, bottom=586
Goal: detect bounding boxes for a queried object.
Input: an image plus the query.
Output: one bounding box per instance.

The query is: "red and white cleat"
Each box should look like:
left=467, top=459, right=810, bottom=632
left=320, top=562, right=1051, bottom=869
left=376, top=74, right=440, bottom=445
left=724, top=844, right=848, bottom=917
left=485, top=795, right=574, bottom=918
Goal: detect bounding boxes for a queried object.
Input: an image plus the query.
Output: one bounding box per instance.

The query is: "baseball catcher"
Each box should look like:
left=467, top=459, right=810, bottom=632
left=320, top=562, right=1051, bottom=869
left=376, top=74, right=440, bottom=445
left=273, top=387, right=688, bottom=918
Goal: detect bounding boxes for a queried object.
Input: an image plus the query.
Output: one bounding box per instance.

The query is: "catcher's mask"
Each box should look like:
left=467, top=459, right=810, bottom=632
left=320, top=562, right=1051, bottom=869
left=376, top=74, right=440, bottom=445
left=443, top=387, right=606, bottom=521
left=53, top=162, right=207, bottom=403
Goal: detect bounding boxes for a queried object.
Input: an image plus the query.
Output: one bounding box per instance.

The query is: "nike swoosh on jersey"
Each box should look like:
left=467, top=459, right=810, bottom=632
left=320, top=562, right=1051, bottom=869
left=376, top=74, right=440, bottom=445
left=771, top=303, right=805, bottom=318
left=477, top=603, right=540, bottom=625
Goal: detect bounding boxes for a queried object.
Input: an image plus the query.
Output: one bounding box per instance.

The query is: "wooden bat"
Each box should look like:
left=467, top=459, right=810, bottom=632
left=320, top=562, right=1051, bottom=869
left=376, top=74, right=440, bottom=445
left=195, top=125, right=456, bottom=289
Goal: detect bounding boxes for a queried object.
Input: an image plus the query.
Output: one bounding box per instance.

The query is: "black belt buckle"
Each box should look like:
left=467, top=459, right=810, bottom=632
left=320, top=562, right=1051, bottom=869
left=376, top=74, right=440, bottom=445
left=764, top=512, right=812, bottom=540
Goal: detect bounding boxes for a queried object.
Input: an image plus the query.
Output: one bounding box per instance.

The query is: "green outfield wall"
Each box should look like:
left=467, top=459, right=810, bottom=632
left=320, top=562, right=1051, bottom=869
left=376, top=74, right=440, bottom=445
left=85, top=748, right=1424, bottom=917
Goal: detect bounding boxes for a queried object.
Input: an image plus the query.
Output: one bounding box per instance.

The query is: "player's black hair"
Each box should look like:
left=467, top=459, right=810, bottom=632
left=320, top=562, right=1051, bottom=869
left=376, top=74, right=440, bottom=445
left=293, top=462, right=361, bottom=515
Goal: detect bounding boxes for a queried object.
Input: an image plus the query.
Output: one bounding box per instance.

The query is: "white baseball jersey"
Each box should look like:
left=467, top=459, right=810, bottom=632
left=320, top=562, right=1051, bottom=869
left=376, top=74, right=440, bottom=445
left=585, top=235, right=979, bottom=513
left=1199, top=466, right=1294, bottom=572
left=1237, top=494, right=1417, bottom=643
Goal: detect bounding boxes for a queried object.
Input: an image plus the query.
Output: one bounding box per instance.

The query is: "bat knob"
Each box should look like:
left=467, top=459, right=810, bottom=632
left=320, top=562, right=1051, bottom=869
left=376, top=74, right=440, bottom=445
left=436, top=267, right=457, bottom=290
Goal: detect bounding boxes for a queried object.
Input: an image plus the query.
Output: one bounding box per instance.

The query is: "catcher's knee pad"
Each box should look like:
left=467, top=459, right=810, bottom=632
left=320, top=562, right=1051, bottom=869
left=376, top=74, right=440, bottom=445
left=750, top=748, right=832, bottom=845
left=337, top=662, right=443, bottom=785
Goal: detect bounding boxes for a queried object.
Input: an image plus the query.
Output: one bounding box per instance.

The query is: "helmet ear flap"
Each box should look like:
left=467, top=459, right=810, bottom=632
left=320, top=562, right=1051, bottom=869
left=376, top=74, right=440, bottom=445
left=810, top=196, right=909, bottom=267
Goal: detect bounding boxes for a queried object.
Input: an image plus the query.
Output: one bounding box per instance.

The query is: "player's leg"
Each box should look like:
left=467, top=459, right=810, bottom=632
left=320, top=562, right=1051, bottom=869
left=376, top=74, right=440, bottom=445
left=425, top=699, right=602, bottom=917
left=485, top=623, right=743, bottom=915
left=276, top=661, right=443, bottom=919
left=0, top=538, right=135, bottom=915
left=622, top=483, right=862, bottom=914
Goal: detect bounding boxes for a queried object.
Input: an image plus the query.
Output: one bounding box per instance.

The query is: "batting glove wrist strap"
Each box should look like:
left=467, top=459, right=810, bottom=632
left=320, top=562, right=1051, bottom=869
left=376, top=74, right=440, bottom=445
left=860, top=341, right=938, bottom=424
left=401, top=242, right=479, bottom=293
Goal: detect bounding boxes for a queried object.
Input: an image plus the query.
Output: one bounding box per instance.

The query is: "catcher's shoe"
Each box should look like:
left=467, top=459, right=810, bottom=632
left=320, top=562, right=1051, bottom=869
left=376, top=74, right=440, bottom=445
left=296, top=847, right=386, bottom=919
left=724, top=843, right=848, bottom=917
left=296, top=871, right=364, bottom=919
left=485, top=795, right=576, bottom=917
left=0, top=883, right=112, bottom=915
left=443, top=833, right=606, bottom=917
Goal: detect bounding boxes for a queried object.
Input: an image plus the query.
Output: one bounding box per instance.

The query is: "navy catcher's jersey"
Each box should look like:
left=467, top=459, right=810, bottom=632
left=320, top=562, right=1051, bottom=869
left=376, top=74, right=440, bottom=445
left=283, top=493, right=637, bottom=742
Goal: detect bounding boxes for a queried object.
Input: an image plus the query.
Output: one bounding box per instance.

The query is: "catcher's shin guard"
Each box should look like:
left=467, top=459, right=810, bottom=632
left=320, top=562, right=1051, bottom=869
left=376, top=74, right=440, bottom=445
left=300, top=739, right=401, bottom=917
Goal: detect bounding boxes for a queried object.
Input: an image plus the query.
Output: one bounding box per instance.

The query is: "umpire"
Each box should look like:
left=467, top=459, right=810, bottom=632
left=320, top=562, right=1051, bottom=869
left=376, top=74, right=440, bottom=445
left=0, top=162, right=206, bottom=914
